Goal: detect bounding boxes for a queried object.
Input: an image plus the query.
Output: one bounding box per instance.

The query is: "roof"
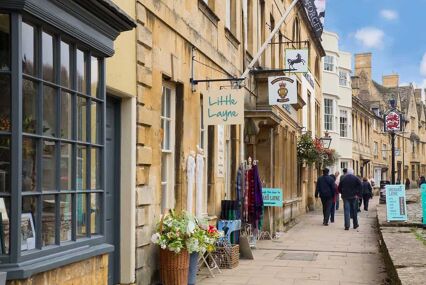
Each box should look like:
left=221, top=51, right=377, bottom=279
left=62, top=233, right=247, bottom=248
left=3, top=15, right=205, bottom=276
left=74, top=0, right=136, bottom=32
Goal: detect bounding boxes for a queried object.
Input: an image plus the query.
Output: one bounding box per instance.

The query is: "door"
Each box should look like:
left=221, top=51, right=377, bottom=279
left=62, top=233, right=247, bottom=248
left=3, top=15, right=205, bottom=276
left=105, top=96, right=121, bottom=284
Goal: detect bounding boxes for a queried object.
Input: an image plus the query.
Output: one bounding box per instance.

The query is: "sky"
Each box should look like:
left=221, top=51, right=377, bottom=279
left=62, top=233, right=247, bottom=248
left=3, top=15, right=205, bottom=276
left=324, top=0, right=426, bottom=89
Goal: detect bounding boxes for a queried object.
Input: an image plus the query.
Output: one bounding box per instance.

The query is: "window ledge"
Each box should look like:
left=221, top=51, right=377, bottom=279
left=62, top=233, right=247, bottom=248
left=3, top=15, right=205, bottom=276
left=3, top=243, right=113, bottom=280
left=198, top=0, right=219, bottom=26
left=225, top=28, right=240, bottom=49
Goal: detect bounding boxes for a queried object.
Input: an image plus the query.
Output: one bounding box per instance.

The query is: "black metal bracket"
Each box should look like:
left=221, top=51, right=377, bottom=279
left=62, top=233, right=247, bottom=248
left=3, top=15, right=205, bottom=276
left=250, top=68, right=294, bottom=74
left=189, top=77, right=245, bottom=85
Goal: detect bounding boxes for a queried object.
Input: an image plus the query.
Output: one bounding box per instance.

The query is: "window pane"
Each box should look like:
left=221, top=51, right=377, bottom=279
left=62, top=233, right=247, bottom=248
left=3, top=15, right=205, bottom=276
left=76, top=49, right=86, bottom=93
left=0, top=75, right=10, bottom=131
left=91, top=147, right=100, bottom=190
left=41, top=195, right=56, bottom=246
left=60, top=42, right=71, bottom=88
left=0, top=197, right=10, bottom=254
left=60, top=92, right=72, bottom=139
left=60, top=143, right=72, bottom=190
left=77, top=96, right=87, bottom=142
left=76, top=194, right=87, bottom=238
left=91, top=102, right=101, bottom=144
left=90, top=193, right=101, bottom=235
left=165, top=89, right=171, bottom=118
left=165, top=120, right=170, bottom=150
left=90, top=57, right=99, bottom=97
left=42, top=140, right=56, bottom=191
left=22, top=23, right=35, bottom=75
left=22, top=138, right=37, bottom=192
left=0, top=136, right=10, bottom=193
left=21, top=196, right=37, bottom=251
left=23, top=79, right=37, bottom=133
left=77, top=146, right=87, bottom=190
left=0, top=14, right=10, bottom=71
left=60, top=194, right=71, bottom=242
left=161, top=153, right=167, bottom=183
left=42, top=32, right=54, bottom=82
left=43, top=85, right=57, bottom=137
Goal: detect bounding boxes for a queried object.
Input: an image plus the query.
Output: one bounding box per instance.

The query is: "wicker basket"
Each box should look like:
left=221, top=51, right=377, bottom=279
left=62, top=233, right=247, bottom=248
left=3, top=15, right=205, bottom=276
left=159, top=249, right=189, bottom=285
left=211, top=245, right=239, bottom=269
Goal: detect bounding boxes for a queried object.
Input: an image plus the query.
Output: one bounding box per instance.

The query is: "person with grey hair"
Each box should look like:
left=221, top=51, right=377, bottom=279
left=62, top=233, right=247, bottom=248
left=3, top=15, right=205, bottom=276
left=338, top=168, right=362, bottom=230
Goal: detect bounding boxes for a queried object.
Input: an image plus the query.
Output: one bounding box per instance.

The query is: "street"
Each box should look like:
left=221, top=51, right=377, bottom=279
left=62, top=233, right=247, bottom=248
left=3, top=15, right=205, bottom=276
left=199, top=198, right=389, bottom=285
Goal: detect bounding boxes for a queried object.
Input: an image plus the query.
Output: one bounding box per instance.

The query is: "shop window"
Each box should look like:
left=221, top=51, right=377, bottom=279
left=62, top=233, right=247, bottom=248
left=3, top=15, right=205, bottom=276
left=0, top=12, right=110, bottom=262
left=161, top=83, right=176, bottom=211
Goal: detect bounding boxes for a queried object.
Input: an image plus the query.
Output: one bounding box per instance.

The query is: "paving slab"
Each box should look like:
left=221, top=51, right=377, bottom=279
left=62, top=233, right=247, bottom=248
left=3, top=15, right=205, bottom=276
left=198, top=198, right=389, bottom=285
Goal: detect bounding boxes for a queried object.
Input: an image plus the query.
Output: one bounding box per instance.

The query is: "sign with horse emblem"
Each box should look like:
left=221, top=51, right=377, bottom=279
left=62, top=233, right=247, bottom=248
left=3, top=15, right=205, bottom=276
left=268, top=75, right=297, bottom=106
left=285, top=49, right=309, bottom=73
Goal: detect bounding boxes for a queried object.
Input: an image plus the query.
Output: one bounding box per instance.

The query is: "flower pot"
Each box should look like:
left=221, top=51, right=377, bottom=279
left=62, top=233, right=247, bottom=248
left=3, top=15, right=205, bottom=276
left=159, top=249, right=190, bottom=285
left=188, top=252, right=199, bottom=285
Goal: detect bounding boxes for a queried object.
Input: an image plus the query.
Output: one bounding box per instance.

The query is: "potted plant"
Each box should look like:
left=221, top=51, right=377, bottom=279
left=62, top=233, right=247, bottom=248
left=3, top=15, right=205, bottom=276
left=151, top=210, right=196, bottom=285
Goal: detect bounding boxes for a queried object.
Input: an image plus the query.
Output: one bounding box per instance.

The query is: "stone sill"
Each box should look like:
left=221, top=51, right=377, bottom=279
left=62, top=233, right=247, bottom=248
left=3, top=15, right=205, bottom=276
left=225, top=27, right=240, bottom=49
left=3, top=243, right=113, bottom=280
left=198, top=0, right=219, bottom=26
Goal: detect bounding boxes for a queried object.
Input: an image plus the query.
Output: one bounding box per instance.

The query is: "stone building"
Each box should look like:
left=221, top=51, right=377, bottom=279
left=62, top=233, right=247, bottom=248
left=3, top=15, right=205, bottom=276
left=352, top=52, right=426, bottom=186
left=321, top=31, right=353, bottom=174
left=132, top=0, right=325, bottom=283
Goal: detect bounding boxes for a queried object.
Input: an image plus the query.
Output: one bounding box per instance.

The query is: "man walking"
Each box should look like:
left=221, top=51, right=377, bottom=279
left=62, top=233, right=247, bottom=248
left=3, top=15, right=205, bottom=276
left=315, top=168, right=336, bottom=226
left=338, top=169, right=362, bottom=230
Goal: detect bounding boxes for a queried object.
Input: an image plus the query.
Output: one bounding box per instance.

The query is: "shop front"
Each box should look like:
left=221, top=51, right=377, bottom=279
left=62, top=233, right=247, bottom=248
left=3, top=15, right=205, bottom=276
left=0, top=1, right=134, bottom=283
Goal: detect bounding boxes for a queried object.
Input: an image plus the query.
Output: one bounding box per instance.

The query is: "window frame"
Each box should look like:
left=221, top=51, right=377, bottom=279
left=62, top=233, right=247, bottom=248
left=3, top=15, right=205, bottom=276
left=0, top=12, right=107, bottom=266
left=339, top=110, right=348, bottom=137
left=324, top=55, right=334, bottom=72
left=324, top=98, right=333, bottom=131
left=160, top=83, right=176, bottom=212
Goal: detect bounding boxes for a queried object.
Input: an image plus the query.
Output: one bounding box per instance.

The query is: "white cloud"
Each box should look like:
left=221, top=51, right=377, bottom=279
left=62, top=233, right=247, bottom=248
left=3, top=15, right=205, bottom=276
left=380, top=9, right=399, bottom=21
left=420, top=53, right=426, bottom=77
left=354, top=27, right=385, bottom=49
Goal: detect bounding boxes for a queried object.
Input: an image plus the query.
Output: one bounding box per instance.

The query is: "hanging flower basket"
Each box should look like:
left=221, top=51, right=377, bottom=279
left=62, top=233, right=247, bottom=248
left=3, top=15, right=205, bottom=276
left=159, top=248, right=190, bottom=285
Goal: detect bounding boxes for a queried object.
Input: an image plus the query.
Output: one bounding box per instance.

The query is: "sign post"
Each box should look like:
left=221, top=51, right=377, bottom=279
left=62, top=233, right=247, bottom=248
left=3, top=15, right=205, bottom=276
left=421, top=184, right=426, bottom=227
left=260, top=188, right=283, bottom=240
left=386, top=184, right=407, bottom=222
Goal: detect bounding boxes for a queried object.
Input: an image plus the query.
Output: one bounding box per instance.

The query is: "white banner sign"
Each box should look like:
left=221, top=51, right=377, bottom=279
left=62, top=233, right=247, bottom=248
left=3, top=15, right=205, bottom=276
left=268, top=76, right=297, bottom=106
left=217, top=125, right=225, bottom=177
left=286, top=49, right=309, bottom=73
left=203, top=89, right=244, bottom=125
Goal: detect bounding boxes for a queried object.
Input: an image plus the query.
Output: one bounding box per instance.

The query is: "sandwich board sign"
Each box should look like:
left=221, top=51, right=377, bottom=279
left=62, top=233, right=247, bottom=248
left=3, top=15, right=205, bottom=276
left=386, top=184, right=407, bottom=222
left=421, top=184, right=426, bottom=226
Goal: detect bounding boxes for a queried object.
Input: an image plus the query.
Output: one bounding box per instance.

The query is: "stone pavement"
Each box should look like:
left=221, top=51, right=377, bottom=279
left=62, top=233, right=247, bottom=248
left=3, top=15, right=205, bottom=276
left=198, top=197, right=389, bottom=285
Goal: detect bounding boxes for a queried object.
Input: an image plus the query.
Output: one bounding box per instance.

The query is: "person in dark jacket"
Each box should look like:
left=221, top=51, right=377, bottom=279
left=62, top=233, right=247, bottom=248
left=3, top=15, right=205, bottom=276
left=315, top=168, right=336, bottom=226
left=329, top=174, right=339, bottom=223
left=338, top=169, right=362, bottom=230
left=361, top=177, right=373, bottom=211
left=405, top=178, right=411, bottom=190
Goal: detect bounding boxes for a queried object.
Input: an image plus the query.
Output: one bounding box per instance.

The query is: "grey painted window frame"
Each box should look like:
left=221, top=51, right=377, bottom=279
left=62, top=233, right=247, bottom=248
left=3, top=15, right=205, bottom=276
left=0, top=8, right=109, bottom=280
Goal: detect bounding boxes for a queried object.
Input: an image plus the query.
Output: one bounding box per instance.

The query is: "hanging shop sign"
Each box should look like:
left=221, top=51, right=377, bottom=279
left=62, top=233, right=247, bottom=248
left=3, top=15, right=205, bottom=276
left=203, top=89, right=244, bottom=125
left=386, top=184, right=407, bottom=222
left=268, top=75, right=297, bottom=106
left=384, top=110, right=402, bottom=132
left=421, top=184, right=426, bottom=226
left=262, top=188, right=283, bottom=207
left=302, top=0, right=326, bottom=39
left=285, top=49, right=309, bottom=73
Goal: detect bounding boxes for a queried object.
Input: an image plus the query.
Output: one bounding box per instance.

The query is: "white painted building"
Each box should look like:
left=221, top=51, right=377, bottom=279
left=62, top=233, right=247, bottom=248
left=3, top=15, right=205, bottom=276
left=321, top=31, right=353, bottom=174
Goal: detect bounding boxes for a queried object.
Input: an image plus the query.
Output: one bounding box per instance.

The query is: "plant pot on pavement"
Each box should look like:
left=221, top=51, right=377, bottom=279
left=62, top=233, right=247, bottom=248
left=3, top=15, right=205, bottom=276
left=188, top=252, right=199, bottom=285
left=159, top=249, right=190, bottom=285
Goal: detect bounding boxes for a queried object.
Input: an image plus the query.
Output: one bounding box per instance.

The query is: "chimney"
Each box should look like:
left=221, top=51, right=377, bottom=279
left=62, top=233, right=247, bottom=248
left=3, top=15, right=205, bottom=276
left=382, top=74, right=399, bottom=88
left=354, top=53, right=372, bottom=80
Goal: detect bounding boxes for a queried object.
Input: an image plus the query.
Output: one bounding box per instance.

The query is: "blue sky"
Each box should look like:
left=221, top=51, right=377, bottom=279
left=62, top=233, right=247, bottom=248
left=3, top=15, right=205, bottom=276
left=324, top=0, right=426, bottom=88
